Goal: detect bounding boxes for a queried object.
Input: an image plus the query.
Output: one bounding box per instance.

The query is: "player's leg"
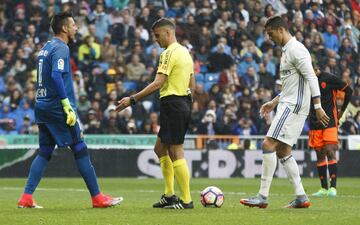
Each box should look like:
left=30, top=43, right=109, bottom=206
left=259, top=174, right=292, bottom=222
left=324, top=143, right=338, bottom=197
left=161, top=96, right=193, bottom=209
left=241, top=104, right=292, bottom=208
left=18, top=124, right=55, bottom=208
left=312, top=149, right=328, bottom=197
left=276, top=141, right=310, bottom=208
left=152, top=137, right=178, bottom=208
left=70, top=140, right=123, bottom=207
left=271, top=110, right=309, bottom=208
left=240, top=137, right=277, bottom=208
left=309, top=129, right=328, bottom=196
left=323, top=127, right=338, bottom=197
left=165, top=144, right=193, bottom=209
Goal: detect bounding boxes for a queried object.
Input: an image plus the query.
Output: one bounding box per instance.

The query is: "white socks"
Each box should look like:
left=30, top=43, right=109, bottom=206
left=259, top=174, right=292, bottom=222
left=259, top=151, right=277, bottom=198
left=280, top=155, right=306, bottom=196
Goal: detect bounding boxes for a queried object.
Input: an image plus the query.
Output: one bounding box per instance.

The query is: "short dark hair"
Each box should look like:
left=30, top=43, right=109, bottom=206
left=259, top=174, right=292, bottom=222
left=50, top=11, right=73, bottom=34
left=264, top=16, right=288, bottom=30
left=151, top=17, right=175, bottom=30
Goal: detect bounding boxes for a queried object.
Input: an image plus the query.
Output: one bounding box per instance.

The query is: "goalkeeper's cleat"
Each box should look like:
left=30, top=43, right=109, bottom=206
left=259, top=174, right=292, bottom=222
left=18, top=193, right=43, bottom=209
left=312, top=188, right=328, bottom=197
left=92, top=193, right=123, bottom=208
left=284, top=196, right=311, bottom=208
left=328, top=187, right=337, bottom=197
left=153, top=194, right=178, bottom=208
left=164, top=200, right=194, bottom=209
left=240, top=194, right=268, bottom=208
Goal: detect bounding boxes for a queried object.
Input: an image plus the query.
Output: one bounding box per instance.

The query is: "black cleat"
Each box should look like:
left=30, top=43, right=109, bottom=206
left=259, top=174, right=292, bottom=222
left=153, top=195, right=179, bottom=208
left=164, top=200, right=194, bottom=209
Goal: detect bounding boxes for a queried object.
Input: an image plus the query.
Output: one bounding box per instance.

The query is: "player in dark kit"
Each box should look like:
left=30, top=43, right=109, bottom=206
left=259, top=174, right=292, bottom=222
left=309, top=66, right=353, bottom=197
left=17, top=12, right=122, bottom=208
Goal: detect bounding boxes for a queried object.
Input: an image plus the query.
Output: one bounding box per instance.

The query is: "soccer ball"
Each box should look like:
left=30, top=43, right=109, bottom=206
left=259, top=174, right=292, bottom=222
left=200, top=186, right=224, bottom=207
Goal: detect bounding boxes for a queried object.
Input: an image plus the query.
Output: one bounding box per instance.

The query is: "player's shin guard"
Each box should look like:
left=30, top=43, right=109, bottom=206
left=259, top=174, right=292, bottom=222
left=159, top=155, right=174, bottom=196
left=24, top=145, right=54, bottom=194
left=280, top=155, right=306, bottom=196
left=71, top=141, right=100, bottom=197
left=328, top=160, right=337, bottom=188
left=316, top=161, right=328, bottom=189
left=173, top=159, right=191, bottom=204
left=259, top=150, right=277, bottom=198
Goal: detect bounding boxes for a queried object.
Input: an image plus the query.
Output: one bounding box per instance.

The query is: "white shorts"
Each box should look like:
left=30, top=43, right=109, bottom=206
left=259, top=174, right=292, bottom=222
left=266, top=103, right=307, bottom=146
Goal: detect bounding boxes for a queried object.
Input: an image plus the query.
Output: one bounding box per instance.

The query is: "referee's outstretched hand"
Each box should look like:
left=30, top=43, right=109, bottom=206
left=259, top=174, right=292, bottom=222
left=116, top=97, right=131, bottom=112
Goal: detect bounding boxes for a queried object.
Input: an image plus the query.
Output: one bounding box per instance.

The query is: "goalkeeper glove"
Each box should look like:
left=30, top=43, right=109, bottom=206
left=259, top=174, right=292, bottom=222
left=61, top=98, right=76, bottom=126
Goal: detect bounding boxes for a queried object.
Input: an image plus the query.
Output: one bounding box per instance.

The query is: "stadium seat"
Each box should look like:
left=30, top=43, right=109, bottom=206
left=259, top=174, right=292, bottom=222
left=205, top=73, right=220, bottom=82
left=200, top=65, right=208, bottom=73
left=203, top=81, right=216, bottom=92
left=97, top=62, right=109, bottom=72
left=122, top=81, right=137, bottom=92
left=195, top=73, right=204, bottom=82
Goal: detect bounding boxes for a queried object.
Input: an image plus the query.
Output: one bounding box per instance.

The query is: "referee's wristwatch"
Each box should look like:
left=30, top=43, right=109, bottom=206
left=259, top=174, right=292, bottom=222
left=130, top=96, right=136, bottom=105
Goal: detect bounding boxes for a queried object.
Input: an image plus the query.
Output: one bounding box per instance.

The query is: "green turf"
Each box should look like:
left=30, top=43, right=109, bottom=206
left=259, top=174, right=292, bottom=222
left=1, top=178, right=360, bottom=225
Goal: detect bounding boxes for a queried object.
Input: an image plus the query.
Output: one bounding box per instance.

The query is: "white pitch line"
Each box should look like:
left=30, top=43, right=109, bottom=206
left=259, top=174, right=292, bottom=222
left=2, top=187, right=360, bottom=199
left=0, top=187, right=87, bottom=192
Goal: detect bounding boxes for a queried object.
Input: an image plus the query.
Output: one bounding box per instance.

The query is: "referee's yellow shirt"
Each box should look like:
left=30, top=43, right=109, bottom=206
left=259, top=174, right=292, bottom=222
left=157, top=42, right=194, bottom=98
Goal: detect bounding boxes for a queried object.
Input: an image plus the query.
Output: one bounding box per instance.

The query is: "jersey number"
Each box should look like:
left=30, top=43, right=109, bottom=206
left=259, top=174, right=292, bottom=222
left=38, top=59, right=43, bottom=87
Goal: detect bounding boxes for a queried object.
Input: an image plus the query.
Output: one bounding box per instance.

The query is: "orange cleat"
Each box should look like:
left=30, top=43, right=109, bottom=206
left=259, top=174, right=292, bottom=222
left=92, top=193, right=123, bottom=208
left=18, top=193, right=43, bottom=208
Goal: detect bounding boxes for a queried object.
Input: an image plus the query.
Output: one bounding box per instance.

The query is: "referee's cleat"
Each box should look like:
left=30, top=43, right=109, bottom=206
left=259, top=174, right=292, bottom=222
left=312, top=188, right=328, bottom=197
left=92, top=193, right=123, bottom=208
left=284, top=196, right=311, bottom=208
left=240, top=194, right=268, bottom=208
left=153, top=194, right=178, bottom=208
left=164, top=200, right=194, bottom=209
left=328, top=187, right=337, bottom=197
left=18, top=194, right=43, bottom=209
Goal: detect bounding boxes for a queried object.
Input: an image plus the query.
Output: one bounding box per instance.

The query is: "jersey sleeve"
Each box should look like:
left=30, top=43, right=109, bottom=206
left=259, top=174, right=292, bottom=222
left=52, top=46, right=70, bottom=73
left=293, top=45, right=320, bottom=98
left=157, top=49, right=174, bottom=76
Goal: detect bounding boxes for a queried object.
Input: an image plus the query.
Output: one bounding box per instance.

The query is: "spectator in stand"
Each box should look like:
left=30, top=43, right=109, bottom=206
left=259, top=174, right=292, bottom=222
left=193, top=83, right=210, bottom=111
left=219, top=63, right=241, bottom=91
left=207, top=43, right=233, bottom=72
left=323, top=24, right=339, bottom=53
left=100, top=34, right=117, bottom=65
left=126, top=54, right=146, bottom=81
left=78, top=35, right=101, bottom=68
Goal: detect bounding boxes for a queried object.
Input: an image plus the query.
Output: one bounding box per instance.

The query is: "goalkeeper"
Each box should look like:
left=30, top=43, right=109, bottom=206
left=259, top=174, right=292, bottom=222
left=18, top=12, right=122, bottom=208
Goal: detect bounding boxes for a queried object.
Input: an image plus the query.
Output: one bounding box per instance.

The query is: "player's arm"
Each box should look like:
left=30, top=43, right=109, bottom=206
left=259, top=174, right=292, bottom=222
left=51, top=71, right=76, bottom=126
left=116, top=73, right=167, bottom=112
left=187, top=73, right=195, bottom=102
left=51, top=48, right=76, bottom=126
left=329, top=75, right=353, bottom=119
left=259, top=93, right=280, bottom=118
left=294, top=48, right=329, bottom=126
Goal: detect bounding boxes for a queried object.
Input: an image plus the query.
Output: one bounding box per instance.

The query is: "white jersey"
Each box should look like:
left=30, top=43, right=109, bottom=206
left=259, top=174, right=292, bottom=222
left=278, top=37, right=320, bottom=116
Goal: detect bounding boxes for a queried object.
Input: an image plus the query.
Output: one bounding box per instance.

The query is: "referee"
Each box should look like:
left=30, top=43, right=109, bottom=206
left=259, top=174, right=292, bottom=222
left=116, top=17, right=195, bottom=209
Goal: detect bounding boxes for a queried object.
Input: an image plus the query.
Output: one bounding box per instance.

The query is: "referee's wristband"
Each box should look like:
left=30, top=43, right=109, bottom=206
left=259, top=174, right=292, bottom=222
left=314, top=103, right=322, bottom=110
left=130, top=96, right=136, bottom=105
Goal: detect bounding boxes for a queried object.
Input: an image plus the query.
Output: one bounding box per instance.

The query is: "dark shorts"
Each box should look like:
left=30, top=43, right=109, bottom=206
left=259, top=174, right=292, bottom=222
left=158, top=95, right=191, bottom=145
left=36, top=107, right=82, bottom=147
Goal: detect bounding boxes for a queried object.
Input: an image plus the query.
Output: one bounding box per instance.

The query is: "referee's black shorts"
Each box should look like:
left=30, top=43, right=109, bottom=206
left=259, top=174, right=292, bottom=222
left=158, top=95, right=191, bottom=145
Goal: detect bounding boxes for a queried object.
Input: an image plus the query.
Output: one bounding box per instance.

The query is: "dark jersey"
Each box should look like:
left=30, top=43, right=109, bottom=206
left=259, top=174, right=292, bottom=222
left=35, top=38, right=76, bottom=113
left=309, top=72, right=348, bottom=130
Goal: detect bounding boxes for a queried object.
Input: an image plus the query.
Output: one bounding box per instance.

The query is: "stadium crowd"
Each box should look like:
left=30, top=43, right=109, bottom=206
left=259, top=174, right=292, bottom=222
left=0, top=0, right=360, bottom=136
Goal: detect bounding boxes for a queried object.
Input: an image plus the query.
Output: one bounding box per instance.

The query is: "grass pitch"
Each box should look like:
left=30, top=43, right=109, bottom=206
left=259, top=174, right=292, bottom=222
left=1, top=178, right=359, bottom=225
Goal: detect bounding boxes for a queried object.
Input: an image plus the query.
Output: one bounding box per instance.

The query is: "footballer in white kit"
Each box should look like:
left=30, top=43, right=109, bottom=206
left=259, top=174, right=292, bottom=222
left=240, top=16, right=329, bottom=209
left=267, top=36, right=321, bottom=146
